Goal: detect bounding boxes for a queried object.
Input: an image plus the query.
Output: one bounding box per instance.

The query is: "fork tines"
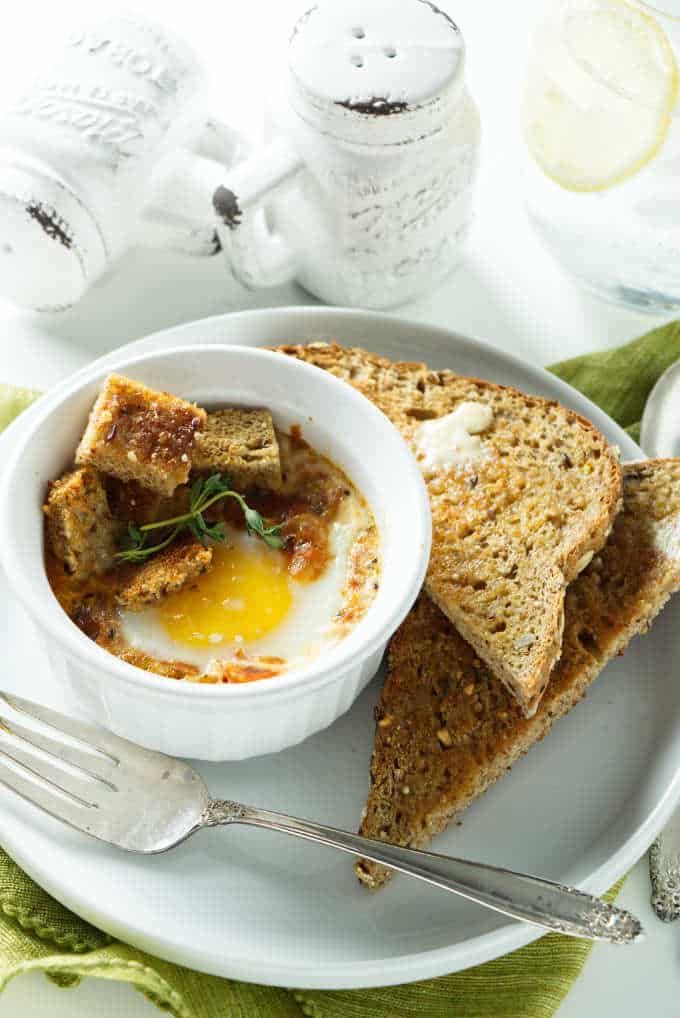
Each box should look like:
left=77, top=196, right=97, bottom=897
left=0, top=693, right=119, bottom=832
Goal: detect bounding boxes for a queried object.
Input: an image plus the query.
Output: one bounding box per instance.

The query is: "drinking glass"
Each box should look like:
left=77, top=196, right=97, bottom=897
left=521, top=0, right=680, bottom=311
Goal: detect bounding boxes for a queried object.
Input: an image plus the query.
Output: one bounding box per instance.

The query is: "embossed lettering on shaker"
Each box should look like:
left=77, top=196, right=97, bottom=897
left=13, top=94, right=145, bottom=155
left=66, top=30, right=178, bottom=94
left=0, top=14, right=206, bottom=309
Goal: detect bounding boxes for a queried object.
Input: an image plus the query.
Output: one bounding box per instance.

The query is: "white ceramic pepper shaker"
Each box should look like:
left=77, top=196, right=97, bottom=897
left=216, top=0, right=481, bottom=308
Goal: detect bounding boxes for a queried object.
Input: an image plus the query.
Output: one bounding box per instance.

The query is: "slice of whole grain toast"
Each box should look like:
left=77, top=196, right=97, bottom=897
left=355, top=460, right=680, bottom=888
left=278, top=343, right=622, bottom=715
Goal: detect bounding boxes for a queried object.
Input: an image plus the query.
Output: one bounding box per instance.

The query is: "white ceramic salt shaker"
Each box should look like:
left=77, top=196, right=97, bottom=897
left=0, top=14, right=223, bottom=310
left=217, top=0, right=480, bottom=308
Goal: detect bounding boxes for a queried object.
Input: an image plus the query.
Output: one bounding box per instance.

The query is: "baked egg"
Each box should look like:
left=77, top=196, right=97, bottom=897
left=119, top=517, right=359, bottom=674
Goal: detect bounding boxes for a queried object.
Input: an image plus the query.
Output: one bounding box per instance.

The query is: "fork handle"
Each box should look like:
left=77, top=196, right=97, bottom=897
left=200, top=800, right=640, bottom=943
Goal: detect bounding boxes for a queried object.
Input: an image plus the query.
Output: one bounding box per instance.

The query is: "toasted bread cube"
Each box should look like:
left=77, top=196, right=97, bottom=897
left=44, top=467, right=120, bottom=579
left=192, top=408, right=281, bottom=489
left=116, top=539, right=213, bottom=610
left=105, top=478, right=193, bottom=530
left=105, top=477, right=162, bottom=526
left=76, top=374, right=206, bottom=497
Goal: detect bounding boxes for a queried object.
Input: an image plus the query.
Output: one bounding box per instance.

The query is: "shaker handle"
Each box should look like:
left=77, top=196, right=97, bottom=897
left=211, top=136, right=303, bottom=289
left=136, top=118, right=248, bottom=258
left=138, top=149, right=226, bottom=258
left=139, top=132, right=303, bottom=286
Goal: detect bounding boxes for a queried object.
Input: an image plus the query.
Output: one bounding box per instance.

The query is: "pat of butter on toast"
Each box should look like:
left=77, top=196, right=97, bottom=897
left=415, top=402, right=494, bottom=472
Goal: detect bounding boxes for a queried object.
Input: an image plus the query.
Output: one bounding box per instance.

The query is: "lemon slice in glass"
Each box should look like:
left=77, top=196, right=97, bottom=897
left=522, top=0, right=679, bottom=192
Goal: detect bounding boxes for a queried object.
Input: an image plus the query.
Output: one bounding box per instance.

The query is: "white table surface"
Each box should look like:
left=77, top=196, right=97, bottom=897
left=0, top=0, right=677, bottom=1014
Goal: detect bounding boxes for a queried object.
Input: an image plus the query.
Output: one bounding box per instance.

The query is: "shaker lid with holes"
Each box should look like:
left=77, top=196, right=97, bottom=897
left=288, top=0, right=466, bottom=146
left=0, top=156, right=107, bottom=310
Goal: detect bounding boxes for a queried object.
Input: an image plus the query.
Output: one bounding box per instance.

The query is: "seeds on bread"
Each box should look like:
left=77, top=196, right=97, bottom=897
left=277, top=343, right=622, bottom=715
left=44, top=467, right=121, bottom=579
left=355, top=460, right=680, bottom=888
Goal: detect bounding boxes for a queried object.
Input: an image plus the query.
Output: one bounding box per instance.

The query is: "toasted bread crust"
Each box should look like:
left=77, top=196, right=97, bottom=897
left=116, top=539, right=213, bottom=610
left=277, top=343, right=622, bottom=714
left=76, top=374, right=206, bottom=497
left=44, top=467, right=121, bottom=579
left=192, top=408, right=281, bottom=488
left=356, top=461, right=680, bottom=888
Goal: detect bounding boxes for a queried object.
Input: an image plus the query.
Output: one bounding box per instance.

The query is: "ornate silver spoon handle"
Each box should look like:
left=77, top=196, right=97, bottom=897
left=650, top=807, right=680, bottom=921
left=639, top=376, right=680, bottom=921
left=202, top=801, right=642, bottom=943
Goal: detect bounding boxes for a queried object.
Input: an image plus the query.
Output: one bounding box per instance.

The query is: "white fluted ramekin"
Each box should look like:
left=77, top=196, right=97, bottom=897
left=0, top=344, right=431, bottom=760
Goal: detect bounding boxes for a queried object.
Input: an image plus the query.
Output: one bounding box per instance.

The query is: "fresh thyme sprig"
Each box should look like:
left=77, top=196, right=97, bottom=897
left=115, top=473, right=284, bottom=564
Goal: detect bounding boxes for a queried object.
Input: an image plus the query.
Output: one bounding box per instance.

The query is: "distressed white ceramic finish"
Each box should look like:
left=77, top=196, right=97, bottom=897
left=0, top=341, right=430, bottom=761
left=0, top=2, right=479, bottom=312
left=0, top=14, right=228, bottom=310
left=220, top=0, right=481, bottom=306
left=0, top=307, right=678, bottom=990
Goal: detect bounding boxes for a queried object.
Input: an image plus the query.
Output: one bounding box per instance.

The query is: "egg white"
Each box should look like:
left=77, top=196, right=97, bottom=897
left=119, top=501, right=360, bottom=672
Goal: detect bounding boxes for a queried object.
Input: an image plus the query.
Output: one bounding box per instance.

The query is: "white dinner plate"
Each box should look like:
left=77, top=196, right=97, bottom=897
left=0, top=306, right=676, bottom=990
left=640, top=358, right=680, bottom=459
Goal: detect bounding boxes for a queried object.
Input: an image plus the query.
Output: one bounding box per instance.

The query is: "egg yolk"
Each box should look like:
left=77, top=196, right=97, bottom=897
left=158, top=542, right=292, bottom=648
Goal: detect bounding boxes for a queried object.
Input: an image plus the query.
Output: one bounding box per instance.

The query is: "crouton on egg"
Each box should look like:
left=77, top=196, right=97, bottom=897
left=192, top=408, right=281, bottom=489
left=116, top=539, right=213, bottom=610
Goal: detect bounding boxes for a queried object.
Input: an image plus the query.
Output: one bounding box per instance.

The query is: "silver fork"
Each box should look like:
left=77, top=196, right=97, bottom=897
left=0, top=691, right=641, bottom=944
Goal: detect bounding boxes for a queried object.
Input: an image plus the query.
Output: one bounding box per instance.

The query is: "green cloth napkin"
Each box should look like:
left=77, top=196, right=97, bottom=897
left=0, top=318, right=674, bottom=1018
left=551, top=317, right=680, bottom=443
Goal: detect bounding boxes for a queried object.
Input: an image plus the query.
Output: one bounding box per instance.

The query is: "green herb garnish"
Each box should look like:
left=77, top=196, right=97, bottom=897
left=115, top=473, right=284, bottom=564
